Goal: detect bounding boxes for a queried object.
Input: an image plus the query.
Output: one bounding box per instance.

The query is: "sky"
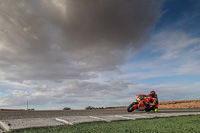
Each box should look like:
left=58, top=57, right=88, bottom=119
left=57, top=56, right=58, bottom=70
left=0, top=0, right=200, bottom=110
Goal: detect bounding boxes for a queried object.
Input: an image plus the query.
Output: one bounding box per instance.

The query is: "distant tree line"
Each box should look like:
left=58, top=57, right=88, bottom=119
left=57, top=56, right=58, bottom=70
left=27, top=108, right=35, bottom=111
left=85, top=106, right=105, bottom=110
left=63, top=107, right=71, bottom=110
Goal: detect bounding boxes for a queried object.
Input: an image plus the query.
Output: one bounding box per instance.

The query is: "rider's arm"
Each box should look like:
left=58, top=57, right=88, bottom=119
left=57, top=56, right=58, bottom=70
left=150, top=98, right=156, bottom=106
left=150, top=96, right=158, bottom=106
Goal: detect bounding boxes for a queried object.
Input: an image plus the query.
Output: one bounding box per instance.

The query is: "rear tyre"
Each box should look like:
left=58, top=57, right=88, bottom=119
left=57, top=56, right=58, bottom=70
left=145, top=108, right=151, bottom=112
left=127, top=102, right=136, bottom=112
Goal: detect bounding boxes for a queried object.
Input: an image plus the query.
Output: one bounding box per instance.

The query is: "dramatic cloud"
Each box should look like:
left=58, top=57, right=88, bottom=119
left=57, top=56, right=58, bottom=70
left=1, top=0, right=200, bottom=110
left=1, top=79, right=199, bottom=109
left=0, top=80, right=132, bottom=108
left=0, top=0, right=163, bottom=81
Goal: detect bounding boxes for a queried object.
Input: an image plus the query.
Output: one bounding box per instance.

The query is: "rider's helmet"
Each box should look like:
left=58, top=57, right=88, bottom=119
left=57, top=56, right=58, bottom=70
left=150, top=90, right=156, bottom=97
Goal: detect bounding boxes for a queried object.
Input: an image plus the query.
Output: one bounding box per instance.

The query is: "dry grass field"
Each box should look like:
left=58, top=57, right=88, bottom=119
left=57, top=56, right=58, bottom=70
left=159, top=100, right=200, bottom=108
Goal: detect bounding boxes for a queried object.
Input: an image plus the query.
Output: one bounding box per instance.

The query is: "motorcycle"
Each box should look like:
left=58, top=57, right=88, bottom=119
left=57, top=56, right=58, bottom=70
left=127, top=94, right=155, bottom=112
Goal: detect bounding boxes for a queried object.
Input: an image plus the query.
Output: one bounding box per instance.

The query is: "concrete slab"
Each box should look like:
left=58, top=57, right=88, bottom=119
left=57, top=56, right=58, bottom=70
left=0, top=120, right=10, bottom=132
left=106, top=115, right=132, bottom=121
left=57, top=116, right=104, bottom=124
left=122, top=114, right=154, bottom=119
left=153, top=112, right=200, bottom=118
left=92, top=115, right=126, bottom=121
left=0, top=129, right=3, bottom=133
left=2, top=118, right=64, bottom=130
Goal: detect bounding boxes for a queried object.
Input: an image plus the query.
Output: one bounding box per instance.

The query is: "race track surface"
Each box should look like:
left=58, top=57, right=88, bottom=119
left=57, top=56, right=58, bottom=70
left=0, top=108, right=200, bottom=120
left=0, top=108, right=200, bottom=132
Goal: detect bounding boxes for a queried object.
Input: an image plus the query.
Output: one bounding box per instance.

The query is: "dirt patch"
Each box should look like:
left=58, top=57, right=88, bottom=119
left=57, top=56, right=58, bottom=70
left=159, top=100, right=200, bottom=108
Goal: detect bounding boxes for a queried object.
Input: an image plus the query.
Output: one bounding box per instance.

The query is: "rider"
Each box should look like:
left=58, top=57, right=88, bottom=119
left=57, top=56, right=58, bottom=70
left=149, top=90, right=158, bottom=112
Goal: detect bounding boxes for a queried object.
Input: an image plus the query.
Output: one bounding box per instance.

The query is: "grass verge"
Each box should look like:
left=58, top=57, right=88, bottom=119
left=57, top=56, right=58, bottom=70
left=9, top=115, right=200, bottom=133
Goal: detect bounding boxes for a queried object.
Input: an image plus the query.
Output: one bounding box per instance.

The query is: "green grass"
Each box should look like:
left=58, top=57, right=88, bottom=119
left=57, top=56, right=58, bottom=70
left=9, top=115, right=200, bottom=133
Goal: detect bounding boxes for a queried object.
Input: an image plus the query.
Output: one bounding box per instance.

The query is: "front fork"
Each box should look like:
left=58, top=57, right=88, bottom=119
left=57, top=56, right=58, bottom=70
left=133, top=103, right=139, bottom=110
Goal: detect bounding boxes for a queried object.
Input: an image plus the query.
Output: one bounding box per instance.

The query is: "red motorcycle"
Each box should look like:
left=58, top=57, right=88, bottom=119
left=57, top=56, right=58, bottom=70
left=127, top=94, right=154, bottom=112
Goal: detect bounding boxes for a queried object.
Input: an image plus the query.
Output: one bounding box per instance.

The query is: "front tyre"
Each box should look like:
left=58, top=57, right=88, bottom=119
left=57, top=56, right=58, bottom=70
left=127, top=102, right=136, bottom=112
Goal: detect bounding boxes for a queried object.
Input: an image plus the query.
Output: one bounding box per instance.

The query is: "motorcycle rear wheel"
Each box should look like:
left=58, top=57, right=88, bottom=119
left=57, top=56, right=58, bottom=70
left=145, top=108, right=151, bottom=112
left=127, top=102, right=136, bottom=112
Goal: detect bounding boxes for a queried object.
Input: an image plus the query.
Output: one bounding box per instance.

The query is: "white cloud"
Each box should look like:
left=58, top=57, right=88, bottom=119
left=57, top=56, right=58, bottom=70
left=119, top=30, right=200, bottom=81
left=0, top=80, right=132, bottom=108
left=152, top=31, right=200, bottom=60
left=0, top=79, right=199, bottom=109
left=12, top=91, right=29, bottom=97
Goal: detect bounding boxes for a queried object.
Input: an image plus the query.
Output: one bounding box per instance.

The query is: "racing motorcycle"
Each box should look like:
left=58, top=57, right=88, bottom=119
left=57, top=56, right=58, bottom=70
left=127, top=94, right=155, bottom=112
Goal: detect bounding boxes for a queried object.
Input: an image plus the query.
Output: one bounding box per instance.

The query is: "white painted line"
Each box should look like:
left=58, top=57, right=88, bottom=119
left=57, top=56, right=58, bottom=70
left=115, top=115, right=136, bottom=120
left=0, top=121, right=10, bottom=132
left=89, top=116, right=110, bottom=122
left=55, top=118, right=73, bottom=125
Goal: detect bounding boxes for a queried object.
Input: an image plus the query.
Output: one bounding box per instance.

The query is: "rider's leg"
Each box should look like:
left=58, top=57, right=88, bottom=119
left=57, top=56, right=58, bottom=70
left=154, top=103, right=158, bottom=112
left=143, top=100, right=150, bottom=110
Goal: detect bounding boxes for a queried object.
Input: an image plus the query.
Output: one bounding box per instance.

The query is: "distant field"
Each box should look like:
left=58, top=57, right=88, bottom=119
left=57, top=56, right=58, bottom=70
left=9, top=115, right=200, bottom=133
left=159, top=100, right=200, bottom=108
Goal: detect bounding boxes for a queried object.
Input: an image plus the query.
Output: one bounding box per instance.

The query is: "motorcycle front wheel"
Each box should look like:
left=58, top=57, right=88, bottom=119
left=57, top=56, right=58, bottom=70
left=127, top=102, right=136, bottom=112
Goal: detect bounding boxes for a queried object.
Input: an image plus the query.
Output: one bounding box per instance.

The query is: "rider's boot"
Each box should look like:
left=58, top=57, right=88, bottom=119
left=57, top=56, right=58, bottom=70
left=154, top=107, right=158, bottom=112
left=154, top=103, right=158, bottom=112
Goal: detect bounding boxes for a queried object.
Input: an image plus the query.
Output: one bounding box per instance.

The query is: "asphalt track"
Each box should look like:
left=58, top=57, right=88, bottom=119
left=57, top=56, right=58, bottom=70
left=0, top=108, right=200, bottom=132
left=0, top=108, right=200, bottom=120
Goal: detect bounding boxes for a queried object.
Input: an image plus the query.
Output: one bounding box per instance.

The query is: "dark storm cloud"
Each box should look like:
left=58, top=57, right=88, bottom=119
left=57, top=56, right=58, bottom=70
left=61, top=0, right=163, bottom=50
left=0, top=0, right=163, bottom=81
